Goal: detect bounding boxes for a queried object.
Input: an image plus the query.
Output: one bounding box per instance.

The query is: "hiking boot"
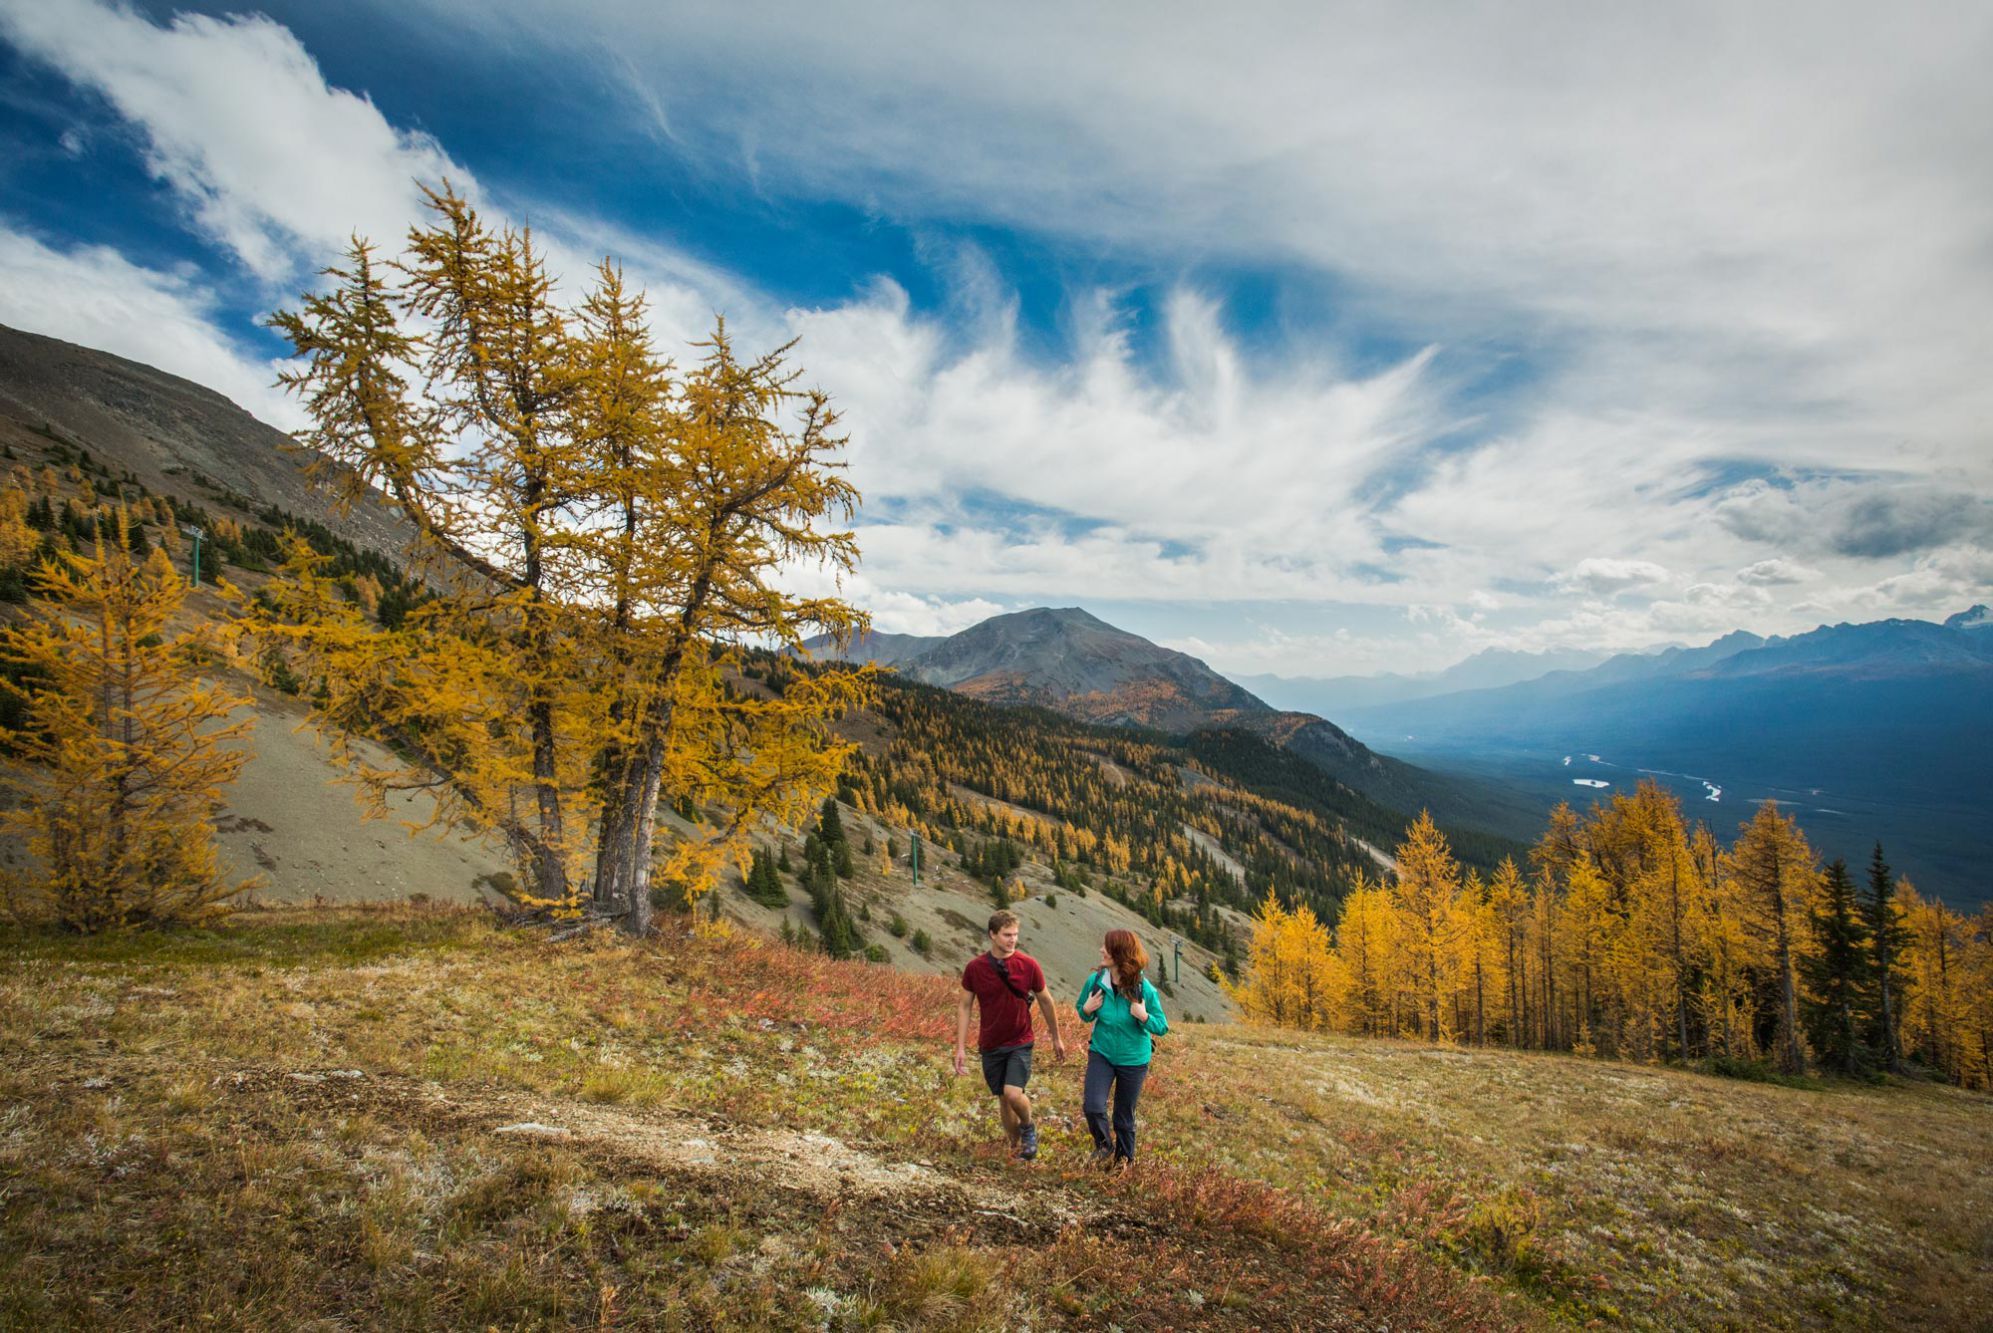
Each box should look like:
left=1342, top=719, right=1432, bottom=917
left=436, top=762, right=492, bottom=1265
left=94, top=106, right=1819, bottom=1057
left=1089, top=1146, right=1113, bottom=1169
left=1018, top=1122, right=1039, bottom=1161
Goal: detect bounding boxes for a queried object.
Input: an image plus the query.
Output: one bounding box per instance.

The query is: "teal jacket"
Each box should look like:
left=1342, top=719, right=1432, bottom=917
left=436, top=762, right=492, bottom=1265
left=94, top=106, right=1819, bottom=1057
left=1075, top=969, right=1169, bottom=1066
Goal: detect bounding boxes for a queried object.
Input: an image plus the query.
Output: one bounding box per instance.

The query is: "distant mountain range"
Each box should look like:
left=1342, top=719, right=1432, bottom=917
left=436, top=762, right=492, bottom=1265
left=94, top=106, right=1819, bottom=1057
left=1236, top=646, right=1610, bottom=714
left=1338, top=608, right=1993, bottom=903
left=812, top=603, right=1992, bottom=902
left=1339, top=612, right=1992, bottom=744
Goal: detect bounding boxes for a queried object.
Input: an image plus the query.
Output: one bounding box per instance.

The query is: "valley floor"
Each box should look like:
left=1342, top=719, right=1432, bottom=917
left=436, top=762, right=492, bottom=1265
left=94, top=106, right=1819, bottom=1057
left=3, top=906, right=1987, bottom=1330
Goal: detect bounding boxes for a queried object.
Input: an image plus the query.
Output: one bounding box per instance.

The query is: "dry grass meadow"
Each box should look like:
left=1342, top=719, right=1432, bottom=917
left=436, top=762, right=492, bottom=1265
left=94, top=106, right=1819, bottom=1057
left=2, top=904, right=1987, bottom=1330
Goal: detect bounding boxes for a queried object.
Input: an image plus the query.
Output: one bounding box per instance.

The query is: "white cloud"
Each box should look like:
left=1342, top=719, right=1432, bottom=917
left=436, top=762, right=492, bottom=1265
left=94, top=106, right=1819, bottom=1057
left=785, top=280, right=1452, bottom=583
left=1804, top=544, right=1993, bottom=621
left=0, top=0, right=465, bottom=280
left=1737, top=557, right=1817, bottom=586
left=1551, top=557, right=1672, bottom=597
left=861, top=591, right=1007, bottom=638
left=1168, top=627, right=1406, bottom=680
left=432, top=0, right=1993, bottom=464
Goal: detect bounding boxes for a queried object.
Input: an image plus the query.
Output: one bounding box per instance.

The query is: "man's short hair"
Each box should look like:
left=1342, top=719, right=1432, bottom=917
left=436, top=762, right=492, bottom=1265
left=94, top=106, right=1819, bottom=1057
left=987, top=909, right=1020, bottom=935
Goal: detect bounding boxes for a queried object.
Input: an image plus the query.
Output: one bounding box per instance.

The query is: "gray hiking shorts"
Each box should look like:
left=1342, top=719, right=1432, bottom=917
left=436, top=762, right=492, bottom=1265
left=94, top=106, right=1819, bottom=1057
left=980, top=1043, right=1033, bottom=1096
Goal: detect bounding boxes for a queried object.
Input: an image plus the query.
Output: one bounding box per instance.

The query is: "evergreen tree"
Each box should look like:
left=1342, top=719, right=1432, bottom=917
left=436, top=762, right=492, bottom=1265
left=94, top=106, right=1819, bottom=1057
left=812, top=866, right=862, bottom=959
left=743, top=847, right=788, bottom=908
left=818, top=795, right=846, bottom=847
left=1801, top=859, right=1872, bottom=1075
left=1862, top=842, right=1911, bottom=1073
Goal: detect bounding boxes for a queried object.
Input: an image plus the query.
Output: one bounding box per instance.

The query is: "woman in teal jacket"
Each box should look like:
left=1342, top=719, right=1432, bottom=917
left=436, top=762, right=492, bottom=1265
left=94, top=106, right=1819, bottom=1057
left=1076, top=928, right=1168, bottom=1166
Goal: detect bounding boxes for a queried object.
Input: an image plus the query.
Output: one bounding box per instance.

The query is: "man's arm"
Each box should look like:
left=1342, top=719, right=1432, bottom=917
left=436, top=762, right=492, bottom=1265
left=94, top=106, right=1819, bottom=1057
left=1035, top=990, right=1067, bottom=1060
left=954, top=991, right=974, bottom=1077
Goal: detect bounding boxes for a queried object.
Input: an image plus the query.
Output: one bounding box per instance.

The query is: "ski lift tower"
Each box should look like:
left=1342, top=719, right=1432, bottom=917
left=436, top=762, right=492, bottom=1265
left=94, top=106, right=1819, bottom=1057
left=180, top=524, right=205, bottom=587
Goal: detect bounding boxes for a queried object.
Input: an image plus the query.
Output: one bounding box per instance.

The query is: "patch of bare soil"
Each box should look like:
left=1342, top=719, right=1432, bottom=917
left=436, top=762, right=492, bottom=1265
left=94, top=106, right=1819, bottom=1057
left=1080, top=751, right=1130, bottom=787
left=246, top=1065, right=1382, bottom=1330
left=252, top=1065, right=1093, bottom=1244
left=211, top=688, right=513, bottom=906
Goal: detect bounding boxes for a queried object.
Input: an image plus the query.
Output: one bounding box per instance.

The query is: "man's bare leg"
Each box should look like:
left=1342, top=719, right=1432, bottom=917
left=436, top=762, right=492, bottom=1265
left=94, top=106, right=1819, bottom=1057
left=1001, top=1085, right=1033, bottom=1154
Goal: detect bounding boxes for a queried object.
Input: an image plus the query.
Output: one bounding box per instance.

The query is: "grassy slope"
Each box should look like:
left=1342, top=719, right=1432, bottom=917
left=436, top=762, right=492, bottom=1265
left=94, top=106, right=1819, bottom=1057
left=3, top=908, right=1988, bottom=1330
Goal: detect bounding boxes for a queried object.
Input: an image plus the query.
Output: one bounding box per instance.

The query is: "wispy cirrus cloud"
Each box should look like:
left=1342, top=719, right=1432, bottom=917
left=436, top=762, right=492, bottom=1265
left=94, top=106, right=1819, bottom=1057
left=2, top=0, right=1988, bottom=671
left=0, top=0, right=464, bottom=281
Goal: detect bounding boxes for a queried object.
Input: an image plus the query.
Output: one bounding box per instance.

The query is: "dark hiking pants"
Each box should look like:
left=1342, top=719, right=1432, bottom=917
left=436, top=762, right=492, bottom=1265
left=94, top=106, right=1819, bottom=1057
left=1082, top=1049, right=1150, bottom=1162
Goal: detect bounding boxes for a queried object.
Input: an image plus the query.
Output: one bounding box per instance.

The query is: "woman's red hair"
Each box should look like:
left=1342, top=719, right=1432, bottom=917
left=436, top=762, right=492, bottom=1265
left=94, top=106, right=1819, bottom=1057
left=1103, top=929, right=1148, bottom=997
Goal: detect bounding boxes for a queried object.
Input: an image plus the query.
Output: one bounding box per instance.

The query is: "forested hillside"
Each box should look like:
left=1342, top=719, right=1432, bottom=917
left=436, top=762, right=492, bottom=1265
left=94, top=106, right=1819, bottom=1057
left=763, top=656, right=1523, bottom=964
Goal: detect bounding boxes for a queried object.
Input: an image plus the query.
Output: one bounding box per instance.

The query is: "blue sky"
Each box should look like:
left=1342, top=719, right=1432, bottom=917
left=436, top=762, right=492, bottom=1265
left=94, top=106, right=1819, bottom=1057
left=2, top=0, right=1989, bottom=677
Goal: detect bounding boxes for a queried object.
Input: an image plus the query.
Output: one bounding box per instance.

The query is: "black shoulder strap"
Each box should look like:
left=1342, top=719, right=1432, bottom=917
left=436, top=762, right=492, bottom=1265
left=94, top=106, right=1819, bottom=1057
left=987, top=952, right=1034, bottom=1000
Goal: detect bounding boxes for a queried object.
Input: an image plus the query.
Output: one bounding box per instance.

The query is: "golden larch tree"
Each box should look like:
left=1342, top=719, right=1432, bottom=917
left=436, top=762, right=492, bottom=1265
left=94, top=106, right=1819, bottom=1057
left=1227, top=889, right=1344, bottom=1029
left=1722, top=801, right=1821, bottom=1074
left=265, top=188, right=866, bottom=934
left=1334, top=872, right=1399, bottom=1037
left=1392, top=810, right=1463, bottom=1041
left=0, top=516, right=256, bottom=930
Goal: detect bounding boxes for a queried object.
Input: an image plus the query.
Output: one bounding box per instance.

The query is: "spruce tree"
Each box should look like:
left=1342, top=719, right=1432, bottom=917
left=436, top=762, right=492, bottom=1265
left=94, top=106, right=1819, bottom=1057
left=1801, top=859, right=1871, bottom=1075
left=1862, top=843, right=1911, bottom=1073
left=813, top=866, right=862, bottom=959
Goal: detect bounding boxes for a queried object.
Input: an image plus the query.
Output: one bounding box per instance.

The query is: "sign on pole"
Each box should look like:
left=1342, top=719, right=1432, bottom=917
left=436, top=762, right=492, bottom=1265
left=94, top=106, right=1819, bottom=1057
left=180, top=524, right=204, bottom=587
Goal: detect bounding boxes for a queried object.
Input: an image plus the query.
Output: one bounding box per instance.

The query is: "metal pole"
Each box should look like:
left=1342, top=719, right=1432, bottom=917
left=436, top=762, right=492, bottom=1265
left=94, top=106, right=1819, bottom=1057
left=910, top=831, right=920, bottom=887
left=1174, top=939, right=1183, bottom=984
left=181, top=524, right=204, bottom=587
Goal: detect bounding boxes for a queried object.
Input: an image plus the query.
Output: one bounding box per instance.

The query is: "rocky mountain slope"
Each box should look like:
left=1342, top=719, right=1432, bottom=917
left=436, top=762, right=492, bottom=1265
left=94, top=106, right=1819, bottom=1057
left=0, top=323, right=409, bottom=556
left=808, top=607, right=1545, bottom=845
left=902, top=606, right=1266, bottom=732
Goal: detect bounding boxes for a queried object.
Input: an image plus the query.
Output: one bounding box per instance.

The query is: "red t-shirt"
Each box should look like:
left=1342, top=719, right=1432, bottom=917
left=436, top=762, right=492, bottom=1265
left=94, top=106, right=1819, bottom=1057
left=961, top=950, right=1046, bottom=1052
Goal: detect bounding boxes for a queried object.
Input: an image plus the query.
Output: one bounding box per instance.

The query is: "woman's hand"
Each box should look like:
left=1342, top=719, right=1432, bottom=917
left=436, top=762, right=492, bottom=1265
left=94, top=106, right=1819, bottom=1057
left=1128, top=999, right=1147, bottom=1024
left=1083, top=986, right=1105, bottom=1016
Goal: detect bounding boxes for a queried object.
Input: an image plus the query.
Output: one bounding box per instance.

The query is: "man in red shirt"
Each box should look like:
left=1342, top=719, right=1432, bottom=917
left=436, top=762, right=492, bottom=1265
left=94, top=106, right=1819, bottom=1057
left=954, top=908, right=1067, bottom=1161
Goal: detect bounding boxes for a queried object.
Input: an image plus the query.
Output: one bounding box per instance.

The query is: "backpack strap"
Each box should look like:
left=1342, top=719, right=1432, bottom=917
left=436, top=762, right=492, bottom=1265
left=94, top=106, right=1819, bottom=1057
left=986, top=952, right=1035, bottom=1000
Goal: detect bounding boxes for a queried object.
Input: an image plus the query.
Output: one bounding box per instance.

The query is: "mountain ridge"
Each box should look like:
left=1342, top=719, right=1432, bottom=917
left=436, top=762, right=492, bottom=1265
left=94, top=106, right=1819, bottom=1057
left=0, top=322, right=410, bottom=557
left=807, top=607, right=1548, bottom=845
